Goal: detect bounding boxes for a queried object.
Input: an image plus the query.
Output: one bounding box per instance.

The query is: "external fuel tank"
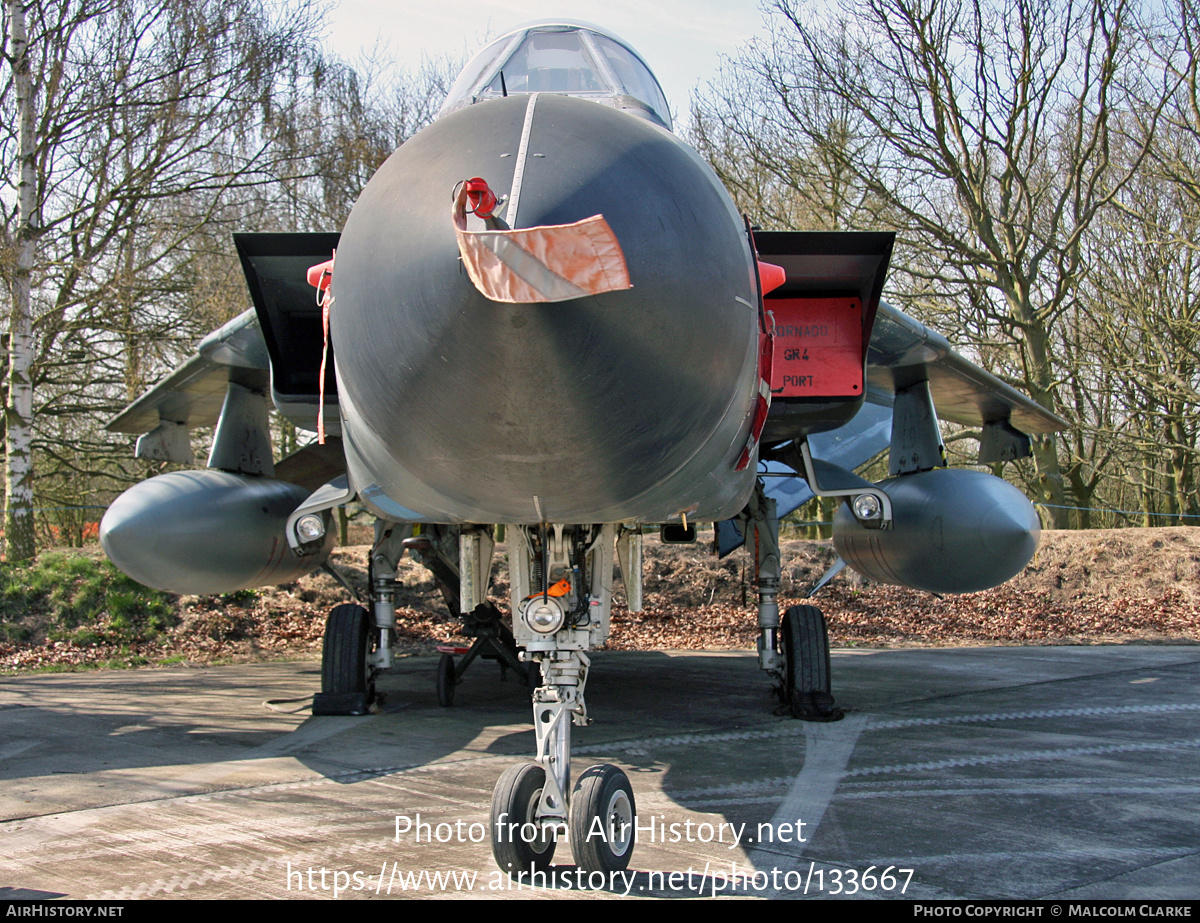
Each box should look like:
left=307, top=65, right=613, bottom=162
left=99, top=470, right=333, bottom=595
left=832, top=468, right=1041, bottom=594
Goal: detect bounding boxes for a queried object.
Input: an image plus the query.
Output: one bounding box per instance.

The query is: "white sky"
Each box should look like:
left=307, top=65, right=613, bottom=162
left=320, top=0, right=776, bottom=130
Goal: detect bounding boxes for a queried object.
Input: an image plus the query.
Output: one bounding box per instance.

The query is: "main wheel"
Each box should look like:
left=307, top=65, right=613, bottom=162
left=491, top=763, right=557, bottom=876
left=321, top=604, right=376, bottom=704
left=436, top=653, right=456, bottom=706
left=569, top=764, right=636, bottom=873
left=781, top=604, right=841, bottom=720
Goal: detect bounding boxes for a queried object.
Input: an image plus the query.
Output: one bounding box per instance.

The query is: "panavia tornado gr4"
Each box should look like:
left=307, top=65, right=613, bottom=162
left=101, top=21, right=1065, bottom=878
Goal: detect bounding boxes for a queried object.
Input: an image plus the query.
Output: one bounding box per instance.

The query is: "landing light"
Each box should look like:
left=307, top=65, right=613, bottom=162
left=853, top=494, right=882, bottom=521
left=526, top=600, right=565, bottom=634
left=296, top=514, right=326, bottom=542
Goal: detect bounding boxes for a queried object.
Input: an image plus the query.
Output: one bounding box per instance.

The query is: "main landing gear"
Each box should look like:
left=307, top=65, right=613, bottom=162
left=781, top=604, right=841, bottom=720
left=742, top=484, right=844, bottom=722
left=485, top=523, right=643, bottom=877
left=314, top=522, right=461, bottom=716
left=314, top=603, right=377, bottom=716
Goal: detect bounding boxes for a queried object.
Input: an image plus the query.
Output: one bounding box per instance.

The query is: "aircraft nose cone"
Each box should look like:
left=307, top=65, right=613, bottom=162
left=331, top=94, right=759, bottom=523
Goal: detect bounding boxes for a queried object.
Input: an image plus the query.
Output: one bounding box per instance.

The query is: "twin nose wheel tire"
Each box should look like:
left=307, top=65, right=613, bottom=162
left=491, top=762, right=636, bottom=877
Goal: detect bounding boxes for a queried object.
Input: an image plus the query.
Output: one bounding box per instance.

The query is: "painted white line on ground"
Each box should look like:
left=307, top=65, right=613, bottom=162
left=747, top=714, right=868, bottom=897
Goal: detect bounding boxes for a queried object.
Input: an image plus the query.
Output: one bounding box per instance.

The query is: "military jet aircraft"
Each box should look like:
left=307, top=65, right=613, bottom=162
left=100, top=20, right=1065, bottom=879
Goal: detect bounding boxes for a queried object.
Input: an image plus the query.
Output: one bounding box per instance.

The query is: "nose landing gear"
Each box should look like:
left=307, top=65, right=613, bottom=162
left=486, top=523, right=641, bottom=878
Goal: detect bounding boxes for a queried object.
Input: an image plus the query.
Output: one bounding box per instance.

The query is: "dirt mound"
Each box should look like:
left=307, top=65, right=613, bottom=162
left=3, top=528, right=1198, bottom=671
left=605, top=528, right=1200, bottom=650
left=1010, top=527, right=1200, bottom=600
left=270, top=528, right=1200, bottom=653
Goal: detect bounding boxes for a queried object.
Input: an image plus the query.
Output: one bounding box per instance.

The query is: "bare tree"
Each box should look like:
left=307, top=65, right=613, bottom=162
left=1083, top=113, right=1200, bottom=524
left=2, top=0, right=37, bottom=559
left=0, top=0, right=328, bottom=557
left=266, top=51, right=459, bottom=232
left=693, top=0, right=1176, bottom=527
left=1154, top=0, right=1200, bottom=211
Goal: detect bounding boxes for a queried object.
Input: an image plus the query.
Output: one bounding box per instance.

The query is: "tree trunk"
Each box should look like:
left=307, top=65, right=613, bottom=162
left=1021, top=320, right=1069, bottom=528
left=5, top=0, right=37, bottom=562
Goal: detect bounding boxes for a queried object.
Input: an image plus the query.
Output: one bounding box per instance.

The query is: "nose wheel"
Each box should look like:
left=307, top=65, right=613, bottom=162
left=490, top=761, right=636, bottom=877
left=490, top=762, right=558, bottom=876
left=570, top=764, right=636, bottom=873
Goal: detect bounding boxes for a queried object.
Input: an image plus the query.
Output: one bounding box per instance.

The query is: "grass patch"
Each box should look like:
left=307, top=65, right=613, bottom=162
left=0, top=551, right=178, bottom=648
left=23, top=661, right=104, bottom=674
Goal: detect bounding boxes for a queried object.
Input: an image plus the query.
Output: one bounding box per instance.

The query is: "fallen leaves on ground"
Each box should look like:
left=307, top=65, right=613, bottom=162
left=3, top=528, right=1198, bottom=672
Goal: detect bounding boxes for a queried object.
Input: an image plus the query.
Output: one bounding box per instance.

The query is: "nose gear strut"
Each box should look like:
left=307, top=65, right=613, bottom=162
left=488, top=523, right=638, bottom=877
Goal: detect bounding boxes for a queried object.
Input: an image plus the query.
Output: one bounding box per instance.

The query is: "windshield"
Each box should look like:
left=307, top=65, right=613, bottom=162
left=439, top=23, right=672, bottom=130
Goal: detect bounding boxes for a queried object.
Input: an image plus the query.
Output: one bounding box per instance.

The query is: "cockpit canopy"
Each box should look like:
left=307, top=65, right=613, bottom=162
left=439, top=22, right=673, bottom=131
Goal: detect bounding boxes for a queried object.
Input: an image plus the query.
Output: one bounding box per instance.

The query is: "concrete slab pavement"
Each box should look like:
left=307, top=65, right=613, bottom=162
left=2, top=645, right=1198, bottom=899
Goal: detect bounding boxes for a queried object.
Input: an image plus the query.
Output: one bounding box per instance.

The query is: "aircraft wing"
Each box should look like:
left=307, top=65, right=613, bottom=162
left=105, top=310, right=271, bottom=464
left=106, top=233, right=348, bottom=490
left=867, top=302, right=1065, bottom=437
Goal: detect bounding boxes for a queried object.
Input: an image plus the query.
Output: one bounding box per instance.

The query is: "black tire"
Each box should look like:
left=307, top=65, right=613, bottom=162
left=781, top=605, right=841, bottom=720
left=436, top=653, right=456, bottom=707
left=569, top=764, right=636, bottom=874
left=322, top=603, right=375, bottom=701
left=491, top=763, right=557, bottom=876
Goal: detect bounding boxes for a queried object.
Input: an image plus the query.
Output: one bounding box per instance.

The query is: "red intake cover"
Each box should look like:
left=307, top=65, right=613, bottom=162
left=767, top=297, right=863, bottom=398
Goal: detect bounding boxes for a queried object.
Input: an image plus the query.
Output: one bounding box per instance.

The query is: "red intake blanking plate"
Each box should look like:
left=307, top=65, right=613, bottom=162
left=766, top=297, right=863, bottom=398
